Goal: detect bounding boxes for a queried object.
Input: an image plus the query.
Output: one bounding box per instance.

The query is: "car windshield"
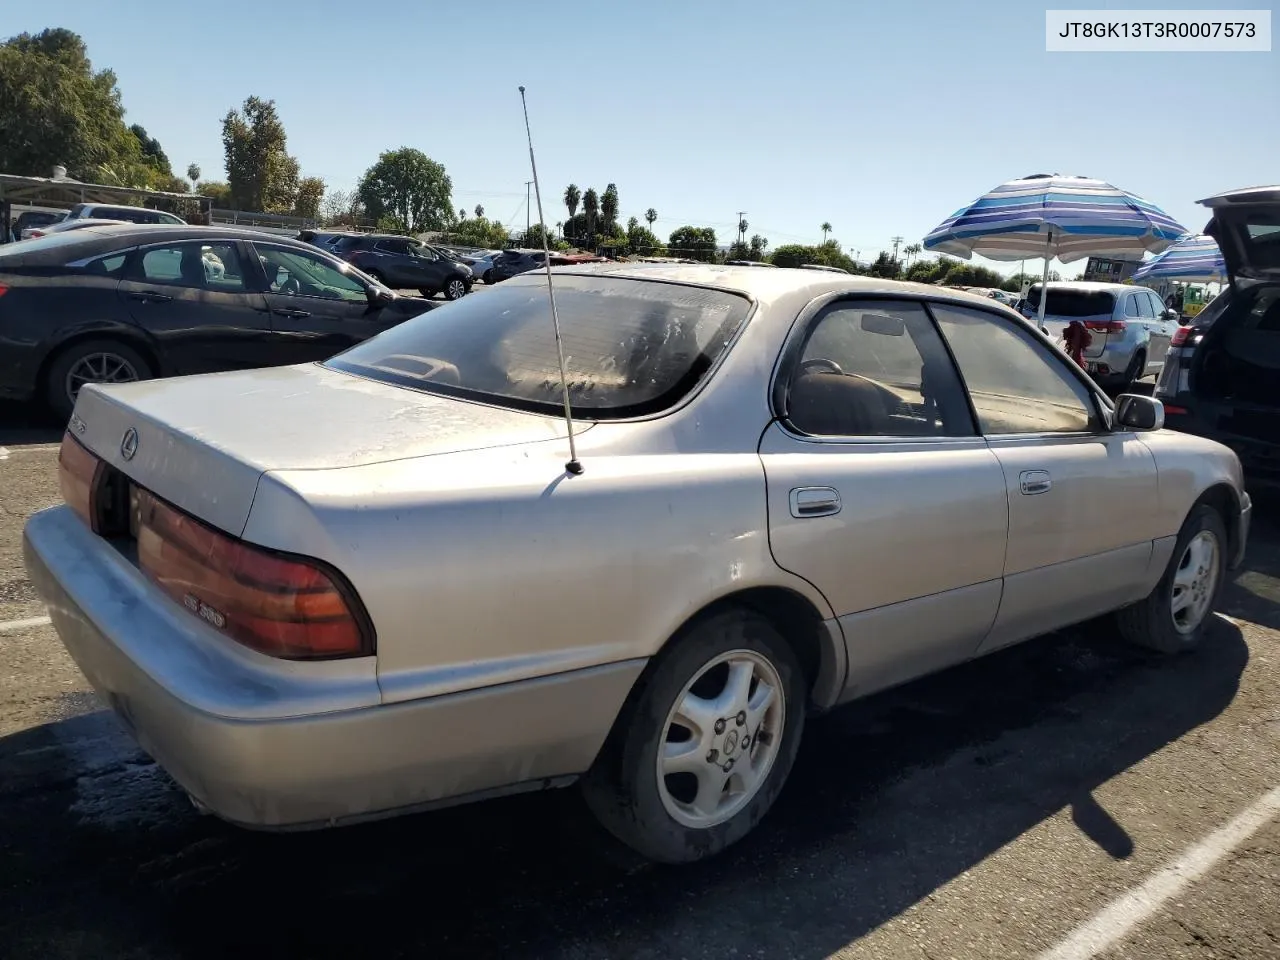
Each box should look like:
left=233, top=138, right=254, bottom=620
left=1027, top=288, right=1116, bottom=317
left=326, top=274, right=752, bottom=418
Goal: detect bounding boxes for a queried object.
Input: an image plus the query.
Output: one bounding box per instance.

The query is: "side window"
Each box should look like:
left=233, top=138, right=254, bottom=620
left=1124, top=294, right=1142, bottom=318
left=82, top=251, right=129, bottom=277
left=412, top=245, right=439, bottom=261
left=1135, top=292, right=1155, bottom=318
left=135, top=242, right=247, bottom=291
left=931, top=303, right=1099, bottom=435
left=255, top=246, right=368, bottom=303
left=786, top=299, right=974, bottom=438
left=374, top=239, right=408, bottom=255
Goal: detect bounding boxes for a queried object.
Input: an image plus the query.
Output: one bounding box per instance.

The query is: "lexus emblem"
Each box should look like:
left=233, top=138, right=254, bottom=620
left=120, top=428, right=139, bottom=461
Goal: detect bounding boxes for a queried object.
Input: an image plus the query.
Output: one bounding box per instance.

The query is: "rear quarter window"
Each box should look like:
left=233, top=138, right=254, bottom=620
left=1035, top=289, right=1117, bottom=317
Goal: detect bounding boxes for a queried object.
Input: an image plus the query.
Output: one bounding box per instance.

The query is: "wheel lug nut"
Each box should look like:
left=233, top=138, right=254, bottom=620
left=714, top=719, right=726, bottom=734
left=706, top=749, right=718, bottom=763
left=736, top=711, right=746, bottom=726
left=741, top=735, right=750, bottom=748
left=723, top=758, right=735, bottom=771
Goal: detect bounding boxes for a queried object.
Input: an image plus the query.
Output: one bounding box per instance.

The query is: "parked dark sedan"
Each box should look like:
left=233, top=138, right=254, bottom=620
left=330, top=234, right=473, bottom=300
left=0, top=224, right=435, bottom=418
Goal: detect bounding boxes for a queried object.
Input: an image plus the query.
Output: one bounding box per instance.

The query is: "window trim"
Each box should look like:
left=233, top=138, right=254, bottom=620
left=923, top=299, right=1115, bottom=441
left=248, top=241, right=375, bottom=305
left=769, top=291, right=980, bottom=445
left=124, top=238, right=255, bottom=293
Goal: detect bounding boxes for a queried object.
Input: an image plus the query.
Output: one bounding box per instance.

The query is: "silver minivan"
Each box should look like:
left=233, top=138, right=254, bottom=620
left=1022, top=281, right=1181, bottom=389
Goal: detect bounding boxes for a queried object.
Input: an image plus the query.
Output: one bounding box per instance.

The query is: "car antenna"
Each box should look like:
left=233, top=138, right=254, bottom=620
left=519, top=84, right=583, bottom=476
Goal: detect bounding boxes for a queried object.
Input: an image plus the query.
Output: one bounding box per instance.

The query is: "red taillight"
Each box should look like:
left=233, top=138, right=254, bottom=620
left=133, top=488, right=372, bottom=660
left=1084, top=320, right=1126, bottom=333
left=1163, top=404, right=1189, bottom=415
left=58, top=432, right=102, bottom=529
left=0, top=284, right=9, bottom=297
left=28, top=230, right=45, bottom=239
left=1171, top=325, right=1194, bottom=346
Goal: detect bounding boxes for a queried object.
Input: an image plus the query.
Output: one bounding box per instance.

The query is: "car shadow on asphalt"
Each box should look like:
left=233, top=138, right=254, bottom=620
left=0, top=402, right=63, bottom=447
left=0, top=615, right=1252, bottom=959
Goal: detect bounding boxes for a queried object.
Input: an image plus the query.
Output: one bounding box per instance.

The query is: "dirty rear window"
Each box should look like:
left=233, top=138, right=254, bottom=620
left=326, top=274, right=752, bottom=418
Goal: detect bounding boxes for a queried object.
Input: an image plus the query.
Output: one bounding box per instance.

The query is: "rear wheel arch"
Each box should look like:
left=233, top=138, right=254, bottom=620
left=38, top=331, right=162, bottom=417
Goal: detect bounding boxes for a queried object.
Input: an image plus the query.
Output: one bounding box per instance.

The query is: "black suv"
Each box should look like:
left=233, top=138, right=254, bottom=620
left=1155, top=186, right=1280, bottom=490
left=332, top=234, right=473, bottom=299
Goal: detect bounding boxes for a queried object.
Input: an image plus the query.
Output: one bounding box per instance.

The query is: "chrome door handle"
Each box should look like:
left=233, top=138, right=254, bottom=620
left=1019, top=470, right=1052, bottom=495
left=789, top=486, right=842, bottom=518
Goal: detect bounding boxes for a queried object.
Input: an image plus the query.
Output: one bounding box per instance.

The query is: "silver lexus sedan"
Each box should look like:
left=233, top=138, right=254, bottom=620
left=24, top=264, right=1251, bottom=864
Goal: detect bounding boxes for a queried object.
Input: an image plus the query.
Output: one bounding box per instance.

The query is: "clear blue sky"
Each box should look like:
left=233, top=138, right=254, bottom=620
left=13, top=0, right=1277, bottom=276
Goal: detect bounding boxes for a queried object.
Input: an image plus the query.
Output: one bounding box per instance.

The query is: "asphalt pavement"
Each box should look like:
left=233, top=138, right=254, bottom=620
left=0, top=400, right=1278, bottom=960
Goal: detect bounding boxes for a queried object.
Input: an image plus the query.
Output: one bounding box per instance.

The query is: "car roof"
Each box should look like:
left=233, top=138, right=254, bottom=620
left=507, top=261, right=1027, bottom=313
left=1198, top=184, right=1280, bottom=208
left=1030, top=280, right=1153, bottom=292
left=5, top=223, right=329, bottom=257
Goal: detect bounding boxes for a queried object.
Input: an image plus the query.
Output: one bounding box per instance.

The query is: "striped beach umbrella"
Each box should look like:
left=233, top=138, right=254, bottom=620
left=923, top=174, right=1188, bottom=326
left=1131, top=233, right=1227, bottom=284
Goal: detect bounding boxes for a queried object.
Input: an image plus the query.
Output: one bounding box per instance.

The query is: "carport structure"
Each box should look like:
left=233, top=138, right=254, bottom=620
left=0, top=170, right=213, bottom=242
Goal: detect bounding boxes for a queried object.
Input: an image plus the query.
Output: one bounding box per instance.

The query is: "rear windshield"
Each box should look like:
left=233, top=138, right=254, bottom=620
left=1027, top=288, right=1116, bottom=317
left=326, top=274, right=752, bottom=419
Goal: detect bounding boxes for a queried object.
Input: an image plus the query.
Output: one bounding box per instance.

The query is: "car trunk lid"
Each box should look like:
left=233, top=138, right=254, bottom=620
left=69, top=362, right=582, bottom=537
left=1200, top=185, right=1280, bottom=287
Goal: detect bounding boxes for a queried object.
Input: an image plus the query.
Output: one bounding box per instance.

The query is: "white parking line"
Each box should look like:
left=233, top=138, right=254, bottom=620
left=1038, top=785, right=1280, bottom=960
left=0, top=615, right=52, bottom=633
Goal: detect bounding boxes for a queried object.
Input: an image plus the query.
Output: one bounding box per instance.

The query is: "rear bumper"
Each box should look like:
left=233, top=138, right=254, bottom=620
left=23, top=505, right=644, bottom=829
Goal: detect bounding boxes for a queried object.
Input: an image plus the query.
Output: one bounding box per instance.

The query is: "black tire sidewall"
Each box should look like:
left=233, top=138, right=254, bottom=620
left=1125, top=351, right=1145, bottom=386
left=1151, top=504, right=1228, bottom=651
left=584, top=610, right=806, bottom=864
left=46, top=339, right=153, bottom=420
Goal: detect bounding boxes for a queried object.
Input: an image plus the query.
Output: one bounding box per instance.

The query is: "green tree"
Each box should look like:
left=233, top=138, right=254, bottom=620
left=294, top=176, right=325, bottom=219
left=668, top=225, right=718, bottom=262
left=902, top=242, right=922, bottom=267
left=222, top=96, right=300, bottom=212
left=601, top=183, right=619, bottom=228
left=357, top=147, right=454, bottom=233
left=195, top=180, right=232, bottom=206
left=645, top=207, right=657, bottom=232
left=626, top=223, right=663, bottom=255
left=749, top=234, right=769, bottom=261
left=0, top=28, right=150, bottom=182
left=186, top=162, right=201, bottom=190
left=474, top=203, right=484, bottom=218
left=448, top=216, right=509, bottom=249
left=563, top=184, right=580, bottom=223
left=821, top=222, right=832, bottom=243
left=770, top=241, right=858, bottom=273
left=129, top=124, right=170, bottom=174
left=868, top=251, right=901, bottom=279
left=582, top=187, right=600, bottom=241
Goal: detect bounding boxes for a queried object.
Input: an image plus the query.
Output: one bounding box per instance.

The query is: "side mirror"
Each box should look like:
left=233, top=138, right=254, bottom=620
left=1161, top=308, right=1180, bottom=321
left=1114, top=393, right=1165, bottom=431
left=368, top=285, right=395, bottom=307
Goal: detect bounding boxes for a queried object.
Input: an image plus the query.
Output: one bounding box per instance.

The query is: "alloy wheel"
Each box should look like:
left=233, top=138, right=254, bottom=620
left=65, top=352, right=140, bottom=406
left=1171, top=529, right=1220, bottom=634
left=656, top=649, right=786, bottom=829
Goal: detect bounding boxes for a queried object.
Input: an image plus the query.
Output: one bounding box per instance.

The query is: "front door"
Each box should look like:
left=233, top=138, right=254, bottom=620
left=250, top=243, right=397, bottom=364
left=927, top=301, right=1163, bottom=653
left=118, top=239, right=272, bottom=375
left=1137, top=289, right=1173, bottom=373
left=759, top=297, right=1010, bottom=701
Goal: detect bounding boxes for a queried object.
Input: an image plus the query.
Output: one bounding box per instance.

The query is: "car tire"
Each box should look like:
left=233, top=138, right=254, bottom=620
left=444, top=277, right=468, bottom=301
left=581, top=608, right=806, bottom=864
left=45, top=339, right=154, bottom=420
left=1114, top=503, right=1227, bottom=654
left=1122, top=351, right=1146, bottom=389
left=418, top=288, right=437, bottom=298
left=482, top=269, right=493, bottom=284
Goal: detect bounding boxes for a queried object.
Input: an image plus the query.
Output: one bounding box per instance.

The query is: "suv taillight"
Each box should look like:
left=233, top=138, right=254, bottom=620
left=134, top=488, right=374, bottom=660
left=1084, top=320, right=1126, bottom=333
left=1170, top=325, right=1195, bottom=347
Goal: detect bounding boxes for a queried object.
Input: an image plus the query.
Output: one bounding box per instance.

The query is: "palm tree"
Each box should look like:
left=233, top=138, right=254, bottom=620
left=458, top=208, right=467, bottom=221
left=582, top=187, right=600, bottom=241
left=564, top=184, right=581, bottom=222
left=474, top=204, right=484, bottom=219
left=821, top=222, right=832, bottom=244
left=645, top=208, right=657, bottom=232
left=555, top=221, right=562, bottom=240
left=903, top=243, right=922, bottom=267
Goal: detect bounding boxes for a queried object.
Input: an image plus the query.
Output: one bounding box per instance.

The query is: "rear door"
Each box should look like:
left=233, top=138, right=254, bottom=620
left=118, top=239, right=272, bottom=375
left=251, top=242, right=397, bottom=363
left=759, top=297, right=1009, bottom=701
left=1136, top=289, right=1172, bottom=371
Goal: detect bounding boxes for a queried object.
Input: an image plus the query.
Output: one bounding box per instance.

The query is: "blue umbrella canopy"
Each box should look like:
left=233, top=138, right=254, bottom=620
left=1131, top=233, right=1227, bottom=284
left=923, top=174, right=1187, bottom=263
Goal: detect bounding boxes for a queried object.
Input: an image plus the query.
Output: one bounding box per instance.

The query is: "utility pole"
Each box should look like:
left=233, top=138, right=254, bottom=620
left=891, top=236, right=903, bottom=263
left=525, top=181, right=533, bottom=235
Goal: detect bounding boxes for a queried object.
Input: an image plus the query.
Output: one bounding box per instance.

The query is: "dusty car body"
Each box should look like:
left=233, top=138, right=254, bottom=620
left=24, top=264, right=1250, bottom=863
